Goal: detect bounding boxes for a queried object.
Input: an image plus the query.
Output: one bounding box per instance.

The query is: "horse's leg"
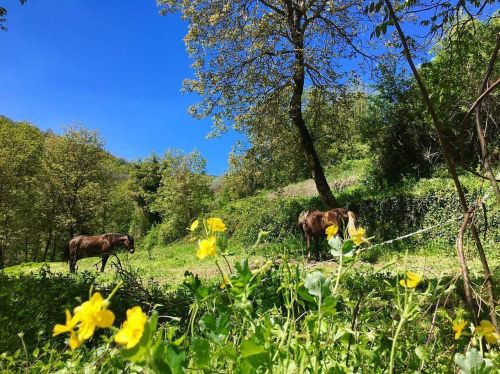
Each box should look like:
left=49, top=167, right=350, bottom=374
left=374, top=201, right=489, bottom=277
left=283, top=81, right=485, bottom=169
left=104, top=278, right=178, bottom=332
left=70, top=256, right=76, bottom=273
left=314, top=237, right=320, bottom=262
left=101, top=254, right=110, bottom=272
left=306, top=234, right=311, bottom=261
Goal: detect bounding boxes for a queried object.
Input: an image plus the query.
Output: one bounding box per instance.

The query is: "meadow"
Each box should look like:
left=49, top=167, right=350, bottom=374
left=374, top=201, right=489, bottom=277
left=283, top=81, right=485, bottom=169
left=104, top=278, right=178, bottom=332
left=1, top=3, right=499, bottom=372
left=1, top=172, right=499, bottom=373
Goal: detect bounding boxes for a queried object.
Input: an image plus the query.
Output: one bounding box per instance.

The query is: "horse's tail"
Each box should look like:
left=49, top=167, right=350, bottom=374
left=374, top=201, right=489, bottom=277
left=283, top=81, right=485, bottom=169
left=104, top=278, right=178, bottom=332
left=347, top=210, right=358, bottom=233
left=298, top=210, right=310, bottom=229
left=62, top=241, right=70, bottom=262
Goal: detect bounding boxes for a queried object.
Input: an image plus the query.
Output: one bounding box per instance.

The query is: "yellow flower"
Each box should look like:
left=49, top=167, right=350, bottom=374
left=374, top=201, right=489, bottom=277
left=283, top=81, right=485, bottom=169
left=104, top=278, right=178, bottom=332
left=53, top=310, right=78, bottom=336
left=207, top=217, right=226, bottom=233
left=453, top=319, right=467, bottom=340
left=197, top=237, right=217, bottom=259
left=220, top=275, right=231, bottom=289
left=68, top=331, right=84, bottom=351
left=53, top=310, right=83, bottom=350
left=325, top=224, right=339, bottom=240
left=73, top=292, right=115, bottom=340
left=348, top=226, right=367, bottom=245
left=114, top=306, right=148, bottom=349
left=189, top=219, right=199, bottom=231
left=399, top=271, right=422, bottom=288
left=475, top=320, right=500, bottom=345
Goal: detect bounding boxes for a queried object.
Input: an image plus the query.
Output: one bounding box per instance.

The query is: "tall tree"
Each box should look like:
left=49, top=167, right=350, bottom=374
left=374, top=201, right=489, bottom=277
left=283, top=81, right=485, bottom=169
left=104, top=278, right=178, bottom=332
left=160, top=0, right=364, bottom=207
left=152, top=149, right=213, bottom=243
left=0, top=116, right=44, bottom=267
left=43, top=127, right=109, bottom=238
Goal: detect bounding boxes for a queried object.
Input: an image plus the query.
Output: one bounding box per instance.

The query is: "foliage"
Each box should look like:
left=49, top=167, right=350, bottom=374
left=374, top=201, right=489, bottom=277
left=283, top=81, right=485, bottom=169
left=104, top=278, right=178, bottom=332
left=2, top=220, right=498, bottom=373
left=0, top=118, right=135, bottom=267
left=222, top=89, right=370, bottom=199
left=129, top=154, right=163, bottom=236
left=151, top=149, right=213, bottom=244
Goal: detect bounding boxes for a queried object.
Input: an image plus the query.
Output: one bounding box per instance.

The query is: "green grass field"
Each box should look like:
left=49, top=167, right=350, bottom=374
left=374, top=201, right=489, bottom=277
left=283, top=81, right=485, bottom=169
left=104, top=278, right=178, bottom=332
left=5, top=236, right=498, bottom=289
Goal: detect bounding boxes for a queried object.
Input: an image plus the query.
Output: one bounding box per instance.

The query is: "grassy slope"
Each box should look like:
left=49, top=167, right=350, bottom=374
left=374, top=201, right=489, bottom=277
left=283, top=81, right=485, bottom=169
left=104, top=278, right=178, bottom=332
left=5, top=239, right=499, bottom=289
left=4, top=241, right=264, bottom=289
left=4, top=159, right=499, bottom=287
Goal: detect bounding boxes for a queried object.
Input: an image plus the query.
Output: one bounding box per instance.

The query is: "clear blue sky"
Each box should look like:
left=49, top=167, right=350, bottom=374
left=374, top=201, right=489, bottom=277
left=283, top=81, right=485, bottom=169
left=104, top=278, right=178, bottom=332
left=0, top=0, right=242, bottom=175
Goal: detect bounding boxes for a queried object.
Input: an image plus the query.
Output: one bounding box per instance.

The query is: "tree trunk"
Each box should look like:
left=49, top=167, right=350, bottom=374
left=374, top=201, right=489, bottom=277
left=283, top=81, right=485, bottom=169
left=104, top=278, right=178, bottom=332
left=24, top=235, right=28, bottom=263
left=43, top=231, right=52, bottom=262
left=475, top=33, right=500, bottom=204
left=50, top=238, right=57, bottom=262
left=287, top=3, right=339, bottom=208
left=0, top=245, right=4, bottom=270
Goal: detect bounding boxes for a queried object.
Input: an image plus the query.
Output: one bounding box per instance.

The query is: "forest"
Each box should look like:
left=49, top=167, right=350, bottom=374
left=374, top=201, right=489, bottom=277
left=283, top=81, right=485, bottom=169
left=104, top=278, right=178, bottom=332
left=0, top=0, right=499, bottom=373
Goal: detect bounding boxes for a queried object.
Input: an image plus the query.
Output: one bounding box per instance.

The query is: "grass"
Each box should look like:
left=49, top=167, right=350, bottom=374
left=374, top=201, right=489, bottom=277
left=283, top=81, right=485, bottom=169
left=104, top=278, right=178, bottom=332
left=3, top=241, right=259, bottom=289
left=5, top=235, right=499, bottom=290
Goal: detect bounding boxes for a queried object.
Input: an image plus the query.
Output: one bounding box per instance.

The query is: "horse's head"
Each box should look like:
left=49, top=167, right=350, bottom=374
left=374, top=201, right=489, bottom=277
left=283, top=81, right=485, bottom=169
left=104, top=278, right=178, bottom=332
left=125, top=235, right=135, bottom=254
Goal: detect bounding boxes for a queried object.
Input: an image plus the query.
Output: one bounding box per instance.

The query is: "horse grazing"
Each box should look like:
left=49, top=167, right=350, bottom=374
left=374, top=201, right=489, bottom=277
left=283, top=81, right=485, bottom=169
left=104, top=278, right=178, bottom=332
left=298, top=208, right=357, bottom=261
left=65, top=233, right=135, bottom=273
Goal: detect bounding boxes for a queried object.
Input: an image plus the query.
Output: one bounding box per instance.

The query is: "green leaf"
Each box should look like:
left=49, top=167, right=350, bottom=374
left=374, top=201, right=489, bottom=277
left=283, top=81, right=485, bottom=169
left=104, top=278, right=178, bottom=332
left=328, top=236, right=342, bottom=251
left=240, top=336, right=266, bottom=358
left=415, top=345, right=429, bottom=362
left=191, top=337, right=210, bottom=368
left=304, top=271, right=331, bottom=298
left=164, top=344, right=187, bottom=374
left=454, top=349, right=493, bottom=374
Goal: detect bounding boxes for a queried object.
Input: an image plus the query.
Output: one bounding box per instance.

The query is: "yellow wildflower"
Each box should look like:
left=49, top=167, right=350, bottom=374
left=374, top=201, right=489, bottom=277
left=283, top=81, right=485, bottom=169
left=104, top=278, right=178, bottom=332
left=53, top=310, right=83, bottom=351
left=207, top=217, right=226, bottom=233
left=68, top=331, right=84, bottom=351
left=197, top=236, right=217, bottom=259
left=399, top=271, right=422, bottom=288
left=220, top=275, right=231, bottom=289
left=348, top=226, right=367, bottom=245
left=53, top=310, right=78, bottom=336
left=475, top=320, right=500, bottom=345
left=189, top=219, right=199, bottom=231
left=73, top=292, right=115, bottom=340
left=325, top=224, right=339, bottom=240
left=114, top=306, right=148, bottom=349
left=453, top=319, right=467, bottom=340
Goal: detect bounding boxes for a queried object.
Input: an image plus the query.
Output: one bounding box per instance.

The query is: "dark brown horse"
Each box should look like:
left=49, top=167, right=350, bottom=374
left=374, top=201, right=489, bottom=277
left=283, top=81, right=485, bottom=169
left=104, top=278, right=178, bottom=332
left=298, top=208, right=357, bottom=261
left=65, top=233, right=135, bottom=273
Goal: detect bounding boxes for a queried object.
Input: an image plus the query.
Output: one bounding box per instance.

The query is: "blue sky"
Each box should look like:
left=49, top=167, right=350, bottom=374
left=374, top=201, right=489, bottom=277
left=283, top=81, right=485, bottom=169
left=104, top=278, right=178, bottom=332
left=0, top=0, right=242, bottom=175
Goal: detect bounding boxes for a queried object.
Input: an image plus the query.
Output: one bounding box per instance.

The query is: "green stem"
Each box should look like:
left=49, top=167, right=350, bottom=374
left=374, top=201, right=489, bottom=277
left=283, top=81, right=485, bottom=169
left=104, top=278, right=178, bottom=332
left=333, top=253, right=343, bottom=295
left=314, top=294, right=322, bottom=374
left=389, top=314, right=405, bottom=374
left=389, top=292, right=411, bottom=374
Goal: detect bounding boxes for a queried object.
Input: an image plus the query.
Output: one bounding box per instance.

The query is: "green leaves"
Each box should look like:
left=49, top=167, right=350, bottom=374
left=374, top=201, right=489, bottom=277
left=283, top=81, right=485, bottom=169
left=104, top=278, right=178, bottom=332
left=190, top=337, right=210, bottom=368
left=454, top=349, right=494, bottom=374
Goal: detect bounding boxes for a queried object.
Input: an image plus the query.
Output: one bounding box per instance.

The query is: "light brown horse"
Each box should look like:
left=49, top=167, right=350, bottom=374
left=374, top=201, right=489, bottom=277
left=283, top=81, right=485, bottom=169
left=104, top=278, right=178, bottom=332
left=298, top=208, right=357, bottom=261
left=65, top=233, right=135, bottom=273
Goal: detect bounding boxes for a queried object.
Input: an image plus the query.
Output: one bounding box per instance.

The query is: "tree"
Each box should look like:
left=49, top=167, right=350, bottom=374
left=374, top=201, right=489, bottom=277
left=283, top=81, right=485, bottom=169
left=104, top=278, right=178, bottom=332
left=1, top=0, right=28, bottom=31
left=0, top=116, right=44, bottom=267
left=151, top=149, right=213, bottom=243
left=222, top=87, right=368, bottom=198
left=42, top=127, right=110, bottom=238
left=129, top=155, right=163, bottom=236
left=160, top=0, right=365, bottom=207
